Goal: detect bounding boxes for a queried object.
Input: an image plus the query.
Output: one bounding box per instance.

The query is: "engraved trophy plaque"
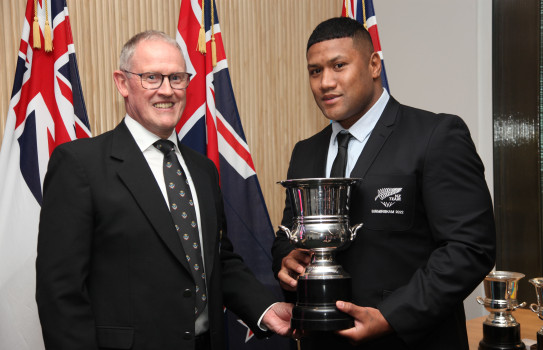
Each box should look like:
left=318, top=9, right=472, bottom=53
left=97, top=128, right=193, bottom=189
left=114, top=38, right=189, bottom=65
left=278, top=178, right=363, bottom=331
left=529, top=277, right=543, bottom=350
left=477, top=271, right=527, bottom=350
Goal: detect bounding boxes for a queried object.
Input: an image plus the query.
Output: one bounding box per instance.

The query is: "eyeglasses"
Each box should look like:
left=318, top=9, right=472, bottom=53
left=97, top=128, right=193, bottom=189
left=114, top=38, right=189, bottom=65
left=122, top=70, right=192, bottom=90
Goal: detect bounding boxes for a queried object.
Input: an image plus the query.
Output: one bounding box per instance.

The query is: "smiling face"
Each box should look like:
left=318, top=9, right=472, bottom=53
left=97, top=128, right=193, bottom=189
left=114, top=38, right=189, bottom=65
left=307, top=37, right=382, bottom=129
left=113, top=39, right=187, bottom=139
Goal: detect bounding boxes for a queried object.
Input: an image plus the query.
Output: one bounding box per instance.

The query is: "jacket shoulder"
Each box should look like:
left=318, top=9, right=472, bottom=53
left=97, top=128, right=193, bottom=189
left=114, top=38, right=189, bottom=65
left=293, top=125, right=332, bottom=150
left=51, top=129, right=114, bottom=158
left=396, top=101, right=465, bottom=125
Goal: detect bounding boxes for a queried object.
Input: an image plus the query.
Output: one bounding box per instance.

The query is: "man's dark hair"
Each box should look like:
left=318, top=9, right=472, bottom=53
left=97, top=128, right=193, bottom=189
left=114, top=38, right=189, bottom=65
left=307, top=17, right=373, bottom=53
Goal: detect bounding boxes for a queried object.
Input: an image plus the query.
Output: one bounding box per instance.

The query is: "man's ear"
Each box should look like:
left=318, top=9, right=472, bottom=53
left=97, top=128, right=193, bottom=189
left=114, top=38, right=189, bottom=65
left=113, top=70, right=129, bottom=98
left=369, top=52, right=382, bottom=79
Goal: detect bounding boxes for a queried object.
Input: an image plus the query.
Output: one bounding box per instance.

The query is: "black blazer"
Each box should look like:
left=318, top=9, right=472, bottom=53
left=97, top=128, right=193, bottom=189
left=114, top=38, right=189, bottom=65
left=36, top=120, right=276, bottom=350
left=272, top=97, right=496, bottom=350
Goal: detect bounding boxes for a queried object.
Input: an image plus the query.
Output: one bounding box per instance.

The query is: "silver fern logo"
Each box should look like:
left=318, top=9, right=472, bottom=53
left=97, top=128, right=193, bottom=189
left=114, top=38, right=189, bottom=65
left=375, top=188, right=402, bottom=208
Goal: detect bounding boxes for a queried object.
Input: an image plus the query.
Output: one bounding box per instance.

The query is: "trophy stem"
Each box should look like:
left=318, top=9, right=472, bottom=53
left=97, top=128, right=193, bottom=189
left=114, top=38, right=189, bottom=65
left=311, top=249, right=333, bottom=263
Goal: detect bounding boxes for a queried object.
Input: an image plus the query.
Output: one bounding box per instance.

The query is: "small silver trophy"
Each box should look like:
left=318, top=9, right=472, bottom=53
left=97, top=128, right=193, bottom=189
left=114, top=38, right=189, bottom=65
left=477, top=271, right=526, bottom=350
left=529, top=277, right=543, bottom=350
left=278, top=178, right=363, bottom=331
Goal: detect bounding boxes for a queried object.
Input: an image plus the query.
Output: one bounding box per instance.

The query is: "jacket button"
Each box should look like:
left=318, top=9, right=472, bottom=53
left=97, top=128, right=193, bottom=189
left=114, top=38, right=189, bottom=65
left=182, top=331, right=192, bottom=340
left=183, top=289, right=192, bottom=298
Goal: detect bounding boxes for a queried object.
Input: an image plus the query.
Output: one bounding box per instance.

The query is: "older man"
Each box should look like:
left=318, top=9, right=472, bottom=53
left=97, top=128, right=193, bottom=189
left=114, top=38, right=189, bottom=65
left=36, top=30, right=292, bottom=350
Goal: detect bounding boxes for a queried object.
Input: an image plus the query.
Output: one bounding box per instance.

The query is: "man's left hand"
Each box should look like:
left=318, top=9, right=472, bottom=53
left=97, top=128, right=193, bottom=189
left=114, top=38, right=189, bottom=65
left=335, top=301, right=393, bottom=345
left=262, top=302, right=294, bottom=337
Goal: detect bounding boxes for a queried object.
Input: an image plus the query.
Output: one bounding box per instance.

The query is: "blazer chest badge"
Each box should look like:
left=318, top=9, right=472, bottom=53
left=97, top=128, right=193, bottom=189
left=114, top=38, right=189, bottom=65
left=358, top=175, right=414, bottom=230
left=372, top=187, right=404, bottom=215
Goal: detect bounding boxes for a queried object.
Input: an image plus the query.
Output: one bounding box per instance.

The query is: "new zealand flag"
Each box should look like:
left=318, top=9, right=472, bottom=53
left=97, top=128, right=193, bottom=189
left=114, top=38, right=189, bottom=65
left=0, top=0, right=90, bottom=349
left=176, top=0, right=290, bottom=349
left=342, top=0, right=390, bottom=91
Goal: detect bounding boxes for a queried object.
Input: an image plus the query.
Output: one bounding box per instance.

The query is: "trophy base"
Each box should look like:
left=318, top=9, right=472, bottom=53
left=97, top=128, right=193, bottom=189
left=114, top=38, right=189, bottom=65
left=532, top=332, right=543, bottom=350
left=479, top=323, right=526, bottom=350
left=292, top=276, right=353, bottom=331
left=291, top=305, right=354, bottom=331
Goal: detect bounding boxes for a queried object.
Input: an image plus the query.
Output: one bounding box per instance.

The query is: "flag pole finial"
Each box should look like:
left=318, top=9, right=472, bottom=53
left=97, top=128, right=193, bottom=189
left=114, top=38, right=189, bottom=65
left=197, top=0, right=207, bottom=54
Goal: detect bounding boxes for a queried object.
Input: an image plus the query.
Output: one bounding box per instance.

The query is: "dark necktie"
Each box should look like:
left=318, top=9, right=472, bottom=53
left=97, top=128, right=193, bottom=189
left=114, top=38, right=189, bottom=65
left=154, top=139, right=207, bottom=318
left=330, top=132, right=352, bottom=178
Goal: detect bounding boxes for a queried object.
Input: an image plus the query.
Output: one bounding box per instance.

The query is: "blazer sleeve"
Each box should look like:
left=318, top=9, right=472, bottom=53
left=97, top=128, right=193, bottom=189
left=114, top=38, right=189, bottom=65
left=271, top=142, right=300, bottom=279
left=36, top=145, right=99, bottom=349
left=210, top=164, right=278, bottom=337
left=379, top=114, right=496, bottom=344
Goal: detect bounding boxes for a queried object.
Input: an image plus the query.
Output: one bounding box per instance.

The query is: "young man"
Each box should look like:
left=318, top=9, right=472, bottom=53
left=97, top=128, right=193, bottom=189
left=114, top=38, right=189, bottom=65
left=36, top=30, right=292, bottom=350
left=272, top=17, right=495, bottom=350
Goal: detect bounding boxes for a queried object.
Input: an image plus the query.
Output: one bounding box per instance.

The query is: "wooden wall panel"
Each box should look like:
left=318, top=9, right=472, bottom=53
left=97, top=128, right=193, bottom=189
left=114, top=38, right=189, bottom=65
left=0, top=0, right=338, bottom=228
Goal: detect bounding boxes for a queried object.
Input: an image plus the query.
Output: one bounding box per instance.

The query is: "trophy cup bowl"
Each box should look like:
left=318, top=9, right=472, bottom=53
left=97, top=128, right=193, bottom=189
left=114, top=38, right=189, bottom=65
left=277, top=178, right=363, bottom=331
left=529, top=278, right=543, bottom=349
left=476, top=271, right=526, bottom=350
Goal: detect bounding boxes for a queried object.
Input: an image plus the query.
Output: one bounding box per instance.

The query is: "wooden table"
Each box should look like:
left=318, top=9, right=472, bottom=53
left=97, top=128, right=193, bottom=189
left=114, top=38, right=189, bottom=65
left=467, top=308, right=542, bottom=349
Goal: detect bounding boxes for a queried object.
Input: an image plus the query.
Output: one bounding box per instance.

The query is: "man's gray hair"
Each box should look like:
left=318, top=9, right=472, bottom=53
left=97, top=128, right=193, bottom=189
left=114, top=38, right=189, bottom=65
left=119, top=30, right=183, bottom=70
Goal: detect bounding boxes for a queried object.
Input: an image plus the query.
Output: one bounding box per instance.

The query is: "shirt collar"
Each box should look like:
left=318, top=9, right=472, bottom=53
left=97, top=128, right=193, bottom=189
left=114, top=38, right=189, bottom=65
left=124, top=115, right=179, bottom=152
left=331, top=88, right=390, bottom=142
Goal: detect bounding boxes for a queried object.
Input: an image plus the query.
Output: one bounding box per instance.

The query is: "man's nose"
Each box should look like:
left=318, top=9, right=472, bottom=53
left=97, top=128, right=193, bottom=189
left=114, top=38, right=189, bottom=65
left=158, top=76, right=174, bottom=95
left=320, top=69, right=336, bottom=90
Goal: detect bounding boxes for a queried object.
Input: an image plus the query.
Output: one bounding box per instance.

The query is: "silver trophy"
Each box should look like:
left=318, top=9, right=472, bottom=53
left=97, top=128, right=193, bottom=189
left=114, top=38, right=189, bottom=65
left=529, top=278, right=543, bottom=350
left=278, top=178, right=363, bottom=331
left=477, top=271, right=526, bottom=350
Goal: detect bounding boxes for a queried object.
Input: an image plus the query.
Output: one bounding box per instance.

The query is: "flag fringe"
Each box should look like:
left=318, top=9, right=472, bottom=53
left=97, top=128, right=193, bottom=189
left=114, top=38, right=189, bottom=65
left=362, top=0, right=368, bottom=29
left=33, top=17, right=41, bottom=49
left=33, top=0, right=41, bottom=49
left=44, top=0, right=52, bottom=52
left=197, top=0, right=206, bottom=54
left=44, top=20, right=53, bottom=52
left=197, top=26, right=206, bottom=54
left=211, top=37, right=217, bottom=67
left=210, top=0, right=216, bottom=67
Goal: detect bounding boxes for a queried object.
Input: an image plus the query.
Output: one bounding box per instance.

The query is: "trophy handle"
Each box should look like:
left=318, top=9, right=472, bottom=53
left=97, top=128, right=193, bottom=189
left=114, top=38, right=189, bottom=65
left=476, top=296, right=485, bottom=305
left=530, top=303, right=540, bottom=313
left=513, top=301, right=526, bottom=310
left=278, top=225, right=297, bottom=243
left=349, top=223, right=363, bottom=241
left=513, top=302, right=526, bottom=310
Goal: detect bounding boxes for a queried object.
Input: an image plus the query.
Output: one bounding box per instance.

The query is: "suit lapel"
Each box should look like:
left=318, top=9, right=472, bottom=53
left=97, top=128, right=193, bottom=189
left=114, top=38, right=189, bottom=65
left=313, top=126, right=332, bottom=177
left=351, top=98, right=400, bottom=178
left=110, top=122, right=190, bottom=271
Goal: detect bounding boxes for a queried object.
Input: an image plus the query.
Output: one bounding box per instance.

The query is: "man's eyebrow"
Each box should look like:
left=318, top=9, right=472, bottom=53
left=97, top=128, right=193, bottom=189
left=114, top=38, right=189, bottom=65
left=307, top=55, right=346, bottom=68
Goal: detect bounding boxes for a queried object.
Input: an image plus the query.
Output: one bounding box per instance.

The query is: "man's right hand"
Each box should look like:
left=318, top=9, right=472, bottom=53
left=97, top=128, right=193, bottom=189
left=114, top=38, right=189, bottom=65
left=277, top=249, right=312, bottom=291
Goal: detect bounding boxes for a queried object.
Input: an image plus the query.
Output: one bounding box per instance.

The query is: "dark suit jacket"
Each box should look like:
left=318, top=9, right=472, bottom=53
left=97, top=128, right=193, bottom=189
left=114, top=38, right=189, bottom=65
left=272, top=97, right=496, bottom=350
left=36, top=120, right=276, bottom=350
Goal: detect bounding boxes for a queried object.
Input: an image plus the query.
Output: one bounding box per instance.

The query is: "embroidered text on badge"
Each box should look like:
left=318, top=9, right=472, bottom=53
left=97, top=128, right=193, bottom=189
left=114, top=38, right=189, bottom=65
left=372, top=188, right=404, bottom=214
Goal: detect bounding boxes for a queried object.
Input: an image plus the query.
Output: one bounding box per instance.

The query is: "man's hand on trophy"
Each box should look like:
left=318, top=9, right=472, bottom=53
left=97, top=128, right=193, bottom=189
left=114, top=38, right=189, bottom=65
left=278, top=249, right=312, bottom=291
left=335, top=301, right=393, bottom=345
